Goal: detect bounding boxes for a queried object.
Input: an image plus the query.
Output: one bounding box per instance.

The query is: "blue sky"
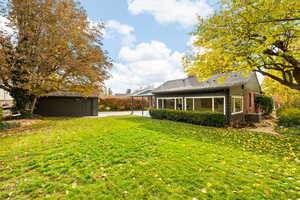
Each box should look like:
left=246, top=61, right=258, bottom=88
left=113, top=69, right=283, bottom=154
left=78, top=0, right=216, bottom=93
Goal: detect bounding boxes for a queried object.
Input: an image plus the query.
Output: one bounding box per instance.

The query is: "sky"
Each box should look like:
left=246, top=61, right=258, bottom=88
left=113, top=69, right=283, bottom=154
left=78, top=0, right=217, bottom=94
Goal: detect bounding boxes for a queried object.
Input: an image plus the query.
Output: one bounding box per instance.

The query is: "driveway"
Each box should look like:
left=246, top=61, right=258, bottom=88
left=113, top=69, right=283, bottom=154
left=98, top=111, right=150, bottom=118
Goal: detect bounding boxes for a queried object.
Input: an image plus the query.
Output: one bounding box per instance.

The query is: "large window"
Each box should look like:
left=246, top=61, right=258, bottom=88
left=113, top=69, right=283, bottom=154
left=164, top=99, right=175, bottom=109
left=231, top=96, right=243, bottom=114
left=214, top=98, right=225, bottom=113
left=194, top=98, right=212, bottom=111
left=185, top=97, right=226, bottom=114
left=186, top=98, right=194, bottom=110
left=176, top=98, right=183, bottom=110
left=157, top=98, right=183, bottom=110
left=157, top=99, right=163, bottom=109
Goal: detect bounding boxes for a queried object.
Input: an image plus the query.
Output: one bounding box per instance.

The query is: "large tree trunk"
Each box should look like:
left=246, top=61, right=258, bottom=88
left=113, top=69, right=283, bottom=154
left=10, top=87, right=34, bottom=115
left=30, top=96, right=38, bottom=114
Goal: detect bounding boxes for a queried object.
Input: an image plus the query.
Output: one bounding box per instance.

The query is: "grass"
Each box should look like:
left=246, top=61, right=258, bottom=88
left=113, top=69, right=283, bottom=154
left=0, top=116, right=299, bottom=199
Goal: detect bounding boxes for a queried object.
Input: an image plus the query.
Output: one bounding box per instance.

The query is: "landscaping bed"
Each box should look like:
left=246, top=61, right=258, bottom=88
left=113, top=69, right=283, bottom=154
left=0, top=116, right=299, bottom=199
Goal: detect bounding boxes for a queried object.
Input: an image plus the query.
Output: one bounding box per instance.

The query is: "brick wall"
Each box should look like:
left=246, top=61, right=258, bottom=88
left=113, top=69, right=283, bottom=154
left=244, top=90, right=258, bottom=114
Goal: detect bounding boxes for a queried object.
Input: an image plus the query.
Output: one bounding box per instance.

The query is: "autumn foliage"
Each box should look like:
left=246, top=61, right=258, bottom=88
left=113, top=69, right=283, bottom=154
left=99, top=97, right=149, bottom=111
left=0, top=0, right=111, bottom=114
left=185, top=0, right=300, bottom=90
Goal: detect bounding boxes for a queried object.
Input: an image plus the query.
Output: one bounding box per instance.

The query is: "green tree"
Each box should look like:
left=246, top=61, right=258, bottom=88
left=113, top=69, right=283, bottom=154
left=0, top=0, right=112, bottom=114
left=185, top=0, right=300, bottom=90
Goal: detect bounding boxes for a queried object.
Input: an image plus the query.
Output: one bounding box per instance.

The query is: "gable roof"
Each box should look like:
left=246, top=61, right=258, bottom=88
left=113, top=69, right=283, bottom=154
left=130, top=89, right=153, bottom=97
left=153, top=72, right=257, bottom=94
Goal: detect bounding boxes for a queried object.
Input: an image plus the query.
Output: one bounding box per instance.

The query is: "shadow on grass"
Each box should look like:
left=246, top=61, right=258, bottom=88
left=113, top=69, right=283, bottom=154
left=115, top=116, right=300, bottom=161
left=0, top=117, right=79, bottom=138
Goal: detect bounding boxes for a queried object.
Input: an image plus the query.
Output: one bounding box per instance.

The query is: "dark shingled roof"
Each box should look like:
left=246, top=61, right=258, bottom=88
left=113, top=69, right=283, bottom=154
left=153, top=72, right=255, bottom=94
left=45, top=92, right=98, bottom=98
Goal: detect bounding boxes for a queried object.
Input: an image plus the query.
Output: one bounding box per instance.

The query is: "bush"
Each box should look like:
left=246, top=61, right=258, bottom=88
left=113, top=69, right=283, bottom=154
left=99, top=97, right=148, bottom=111
left=277, top=107, right=300, bottom=127
left=149, top=109, right=228, bottom=127
left=0, top=121, right=21, bottom=130
left=255, top=95, right=274, bottom=115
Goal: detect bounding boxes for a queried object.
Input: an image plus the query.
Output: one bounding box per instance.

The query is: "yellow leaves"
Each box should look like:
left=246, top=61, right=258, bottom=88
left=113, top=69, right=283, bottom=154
left=264, top=190, right=271, bottom=195
left=200, top=188, right=207, bottom=193
left=187, top=0, right=300, bottom=90
left=71, top=182, right=77, bottom=188
left=1, top=0, right=111, bottom=100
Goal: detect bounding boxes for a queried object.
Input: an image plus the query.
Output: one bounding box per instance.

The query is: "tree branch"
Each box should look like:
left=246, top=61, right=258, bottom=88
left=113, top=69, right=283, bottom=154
left=255, top=69, right=300, bottom=90
left=260, top=17, right=300, bottom=23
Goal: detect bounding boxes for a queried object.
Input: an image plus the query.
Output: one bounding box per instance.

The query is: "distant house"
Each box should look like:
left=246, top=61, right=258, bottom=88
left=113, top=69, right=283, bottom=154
left=152, top=72, right=262, bottom=122
left=0, top=89, right=13, bottom=107
left=35, top=92, right=98, bottom=117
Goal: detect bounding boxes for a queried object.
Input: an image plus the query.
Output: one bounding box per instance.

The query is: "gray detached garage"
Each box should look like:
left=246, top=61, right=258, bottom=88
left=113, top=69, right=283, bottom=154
left=34, top=93, right=98, bottom=117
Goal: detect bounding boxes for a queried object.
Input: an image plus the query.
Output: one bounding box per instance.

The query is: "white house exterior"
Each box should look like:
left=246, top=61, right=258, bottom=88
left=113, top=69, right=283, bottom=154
left=0, top=89, right=13, bottom=106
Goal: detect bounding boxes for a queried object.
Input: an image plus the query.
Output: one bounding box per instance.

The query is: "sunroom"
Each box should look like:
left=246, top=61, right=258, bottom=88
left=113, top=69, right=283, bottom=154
left=156, top=96, right=237, bottom=115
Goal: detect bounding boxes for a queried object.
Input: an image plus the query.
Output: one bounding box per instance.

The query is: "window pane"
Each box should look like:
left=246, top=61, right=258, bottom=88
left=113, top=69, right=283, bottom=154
left=194, top=98, right=212, bottom=111
left=164, top=99, right=175, bottom=109
left=235, top=98, right=242, bottom=112
left=186, top=98, right=193, bottom=111
left=158, top=99, right=163, bottom=109
left=176, top=98, right=183, bottom=110
left=231, top=97, right=243, bottom=113
left=214, top=98, right=224, bottom=113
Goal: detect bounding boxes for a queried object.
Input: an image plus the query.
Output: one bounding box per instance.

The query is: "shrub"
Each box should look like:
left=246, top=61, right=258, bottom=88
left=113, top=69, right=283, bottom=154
left=99, top=97, right=148, bottom=111
left=0, top=121, right=21, bottom=130
left=277, top=107, right=300, bottom=127
left=149, top=109, right=228, bottom=127
left=255, top=95, right=274, bottom=115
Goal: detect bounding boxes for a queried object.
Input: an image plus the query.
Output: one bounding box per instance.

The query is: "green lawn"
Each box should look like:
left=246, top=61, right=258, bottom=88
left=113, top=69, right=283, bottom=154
left=0, top=116, right=299, bottom=199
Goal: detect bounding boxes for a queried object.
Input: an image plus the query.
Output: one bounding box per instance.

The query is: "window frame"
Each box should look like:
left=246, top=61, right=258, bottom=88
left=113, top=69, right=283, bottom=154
left=231, top=96, right=244, bottom=115
left=156, top=97, right=184, bottom=110
left=184, top=96, right=226, bottom=115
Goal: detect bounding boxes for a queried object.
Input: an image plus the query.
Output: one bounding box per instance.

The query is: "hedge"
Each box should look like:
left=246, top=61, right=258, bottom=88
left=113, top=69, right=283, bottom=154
left=149, top=109, right=228, bottom=127
left=277, top=107, right=300, bottom=127
left=255, top=95, right=274, bottom=115
left=99, top=97, right=148, bottom=111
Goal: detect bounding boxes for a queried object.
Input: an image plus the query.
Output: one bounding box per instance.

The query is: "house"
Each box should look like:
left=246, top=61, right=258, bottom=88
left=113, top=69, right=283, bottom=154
left=0, top=89, right=13, bottom=107
left=152, top=72, right=262, bottom=123
left=34, top=92, right=98, bottom=117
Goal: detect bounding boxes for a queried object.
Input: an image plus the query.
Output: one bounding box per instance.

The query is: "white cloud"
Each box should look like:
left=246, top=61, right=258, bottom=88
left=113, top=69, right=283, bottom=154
left=187, top=35, right=206, bottom=55
left=105, top=20, right=136, bottom=46
left=105, top=41, right=186, bottom=93
left=127, top=0, right=213, bottom=27
left=0, top=16, right=14, bottom=36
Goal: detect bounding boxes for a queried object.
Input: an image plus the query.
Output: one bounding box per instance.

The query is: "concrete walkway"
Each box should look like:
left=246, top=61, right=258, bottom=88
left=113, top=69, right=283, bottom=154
left=98, top=111, right=150, bottom=118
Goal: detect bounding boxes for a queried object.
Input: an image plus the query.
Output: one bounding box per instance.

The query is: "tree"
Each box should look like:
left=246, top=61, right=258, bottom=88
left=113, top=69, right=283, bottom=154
left=184, top=0, right=300, bottom=90
left=262, top=73, right=300, bottom=107
left=0, top=0, right=112, bottom=114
